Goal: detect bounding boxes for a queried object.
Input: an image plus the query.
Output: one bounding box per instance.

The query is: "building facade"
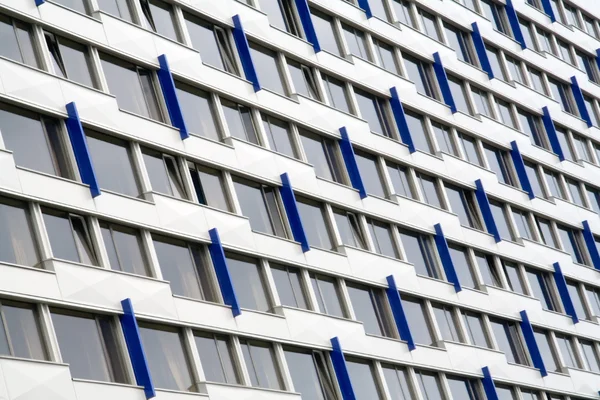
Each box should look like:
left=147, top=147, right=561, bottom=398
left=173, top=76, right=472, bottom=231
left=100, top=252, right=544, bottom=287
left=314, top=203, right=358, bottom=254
left=0, top=0, right=599, bottom=399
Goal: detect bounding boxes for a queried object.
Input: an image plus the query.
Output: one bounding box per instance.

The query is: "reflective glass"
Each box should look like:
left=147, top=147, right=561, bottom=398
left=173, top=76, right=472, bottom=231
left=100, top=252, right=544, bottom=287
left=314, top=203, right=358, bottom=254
left=241, top=340, right=282, bottom=389
left=346, top=358, right=381, bottom=400
left=416, top=370, right=443, bottom=400
left=322, top=74, right=350, bottom=113
left=354, top=150, right=385, bottom=198
left=262, top=114, right=296, bottom=158
left=297, top=197, right=333, bottom=249
left=271, top=264, right=307, bottom=309
left=399, top=229, right=437, bottom=278
left=175, top=81, right=220, bottom=141
left=334, top=209, right=366, bottom=249
left=249, top=43, right=286, bottom=95
left=310, top=10, right=341, bottom=56
left=101, top=222, right=147, bottom=276
left=449, top=244, right=476, bottom=288
left=311, top=273, right=345, bottom=317
left=3, top=302, right=46, bottom=360
left=383, top=365, right=414, bottom=400
left=368, top=218, right=398, bottom=258
left=0, top=199, right=38, bottom=267
left=401, top=297, right=433, bottom=345
left=194, top=332, right=239, bottom=384
left=226, top=254, right=270, bottom=312
left=462, top=311, right=490, bottom=347
left=387, top=163, right=415, bottom=198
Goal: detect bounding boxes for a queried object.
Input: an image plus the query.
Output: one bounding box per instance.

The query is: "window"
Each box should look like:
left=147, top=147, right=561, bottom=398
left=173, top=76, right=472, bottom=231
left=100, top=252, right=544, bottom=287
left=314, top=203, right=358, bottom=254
left=462, top=311, right=491, bottom=348
left=405, top=111, right=433, bottom=153
left=485, top=45, right=505, bottom=80
left=525, top=268, right=557, bottom=311
left=55, top=0, right=90, bottom=14
left=444, top=184, right=482, bottom=229
left=354, top=89, right=392, bottom=137
left=382, top=365, right=414, bottom=400
left=232, top=177, right=286, bottom=237
left=548, top=78, right=576, bottom=115
left=0, top=103, right=70, bottom=179
left=392, top=0, right=415, bottom=27
left=354, top=150, right=386, bottom=197
left=480, top=0, right=510, bottom=34
left=415, top=370, right=444, bottom=400
left=586, top=185, right=600, bottom=214
left=387, top=162, right=416, bottom=199
left=98, top=0, right=135, bottom=22
left=470, top=87, right=493, bottom=118
left=432, top=303, right=461, bottom=342
left=417, top=172, right=443, bottom=208
left=447, top=76, right=471, bottom=114
left=184, top=13, right=239, bottom=75
left=138, top=323, right=193, bottom=391
left=43, top=208, right=96, bottom=265
left=502, top=261, right=525, bottom=294
left=44, top=32, right=95, bottom=88
left=300, top=130, right=344, bottom=183
left=489, top=318, right=529, bottom=365
left=496, top=99, right=516, bottom=129
left=511, top=208, right=533, bottom=240
left=142, top=149, right=186, bottom=199
left=543, top=168, right=565, bottom=199
left=524, top=162, right=544, bottom=197
left=535, top=28, right=555, bottom=55
left=564, top=4, right=581, bottom=28
left=489, top=200, right=514, bottom=241
left=373, top=39, right=399, bottom=75
left=347, top=283, right=393, bottom=337
left=496, top=385, right=517, bottom=400
left=311, top=272, right=346, bottom=317
left=260, top=0, right=301, bottom=36
left=0, top=15, right=38, bottom=67
left=555, top=127, right=574, bottom=161
left=51, top=309, right=126, bottom=382
left=517, top=109, right=547, bottom=149
left=403, top=54, right=438, bottom=99
left=287, top=60, right=320, bottom=100
left=367, top=0, right=388, bottom=19
left=580, top=339, right=600, bottom=373
left=100, top=221, right=147, bottom=276
left=0, top=198, right=39, bottom=267
left=367, top=218, right=398, bottom=258
left=475, top=251, right=501, bottom=287
left=448, top=244, right=477, bottom=289
left=447, top=375, right=481, bottom=400
left=297, top=197, right=334, bottom=250
left=86, top=130, right=140, bottom=197
left=432, top=121, right=456, bottom=156
left=188, top=163, right=230, bottom=211
left=194, top=332, right=239, bottom=384
left=533, top=329, right=559, bottom=372
left=333, top=208, right=367, bottom=249
left=418, top=8, right=442, bottom=42
left=139, top=0, right=180, bottom=41
left=583, top=14, right=599, bottom=38
left=174, top=81, right=220, bottom=141
left=249, top=43, right=286, bottom=95
left=576, top=51, right=599, bottom=83
left=519, top=18, right=536, bottom=49
left=557, top=226, right=585, bottom=264
left=556, top=39, right=574, bottom=65
left=152, top=236, right=216, bottom=301
left=226, top=253, right=270, bottom=312
left=445, top=23, right=476, bottom=65
left=0, top=300, right=46, bottom=360
left=342, top=24, right=370, bottom=60
left=322, top=74, right=351, bottom=113
left=483, top=144, right=515, bottom=186
left=566, top=280, right=589, bottom=320
left=556, top=334, right=581, bottom=369
left=271, top=264, right=308, bottom=309
left=459, top=133, right=483, bottom=166
left=241, top=339, right=282, bottom=389
left=583, top=96, right=599, bottom=126
left=221, top=99, right=258, bottom=143
left=399, top=229, right=438, bottom=279
left=345, top=357, right=381, bottom=400
left=572, top=134, right=591, bottom=163
left=99, top=53, right=163, bottom=121
left=505, top=56, right=525, bottom=84
left=536, top=217, right=557, bottom=247
left=566, top=178, right=584, bottom=207
left=528, top=67, right=547, bottom=95
left=284, top=347, right=336, bottom=400
left=310, top=9, right=342, bottom=56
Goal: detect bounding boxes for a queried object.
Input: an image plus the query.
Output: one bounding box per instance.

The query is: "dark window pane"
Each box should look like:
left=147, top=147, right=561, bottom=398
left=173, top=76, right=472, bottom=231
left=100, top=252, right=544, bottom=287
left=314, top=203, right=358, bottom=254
left=233, top=178, right=286, bottom=237
left=355, top=89, right=391, bottom=137
left=241, top=340, right=282, bottom=389
left=448, top=244, right=476, bottom=288
left=142, top=149, right=186, bottom=199
left=387, top=163, right=415, bottom=198
left=433, top=304, right=461, bottom=342
left=3, top=302, right=46, bottom=360
left=310, top=10, right=341, bottom=56
left=416, top=370, right=443, bottom=400
left=0, top=199, right=39, bottom=267
left=502, top=261, right=524, bottom=294
left=354, top=150, right=386, bottom=198
left=346, top=357, right=381, bottom=400
left=249, top=43, right=286, bottom=95
left=221, top=99, right=258, bottom=143
left=288, top=61, right=320, bottom=100
left=405, top=111, right=432, bottom=153
left=100, top=222, right=147, bottom=276
left=271, top=264, right=307, bottom=309
left=334, top=209, right=366, bottom=249
left=368, top=219, right=398, bottom=258
left=297, top=197, right=333, bottom=249
left=284, top=348, right=332, bottom=400
left=189, top=164, right=229, bottom=211
left=194, top=332, right=239, bottom=384
left=262, top=114, right=296, bottom=158
left=347, top=283, right=390, bottom=337
left=399, top=229, right=438, bottom=278
left=462, top=311, right=490, bottom=348
left=401, top=297, right=433, bottom=346
left=175, top=81, right=220, bottom=141
left=322, top=74, right=350, bottom=113
left=43, top=210, right=96, bottom=265
left=417, top=173, right=442, bottom=208
left=300, top=130, right=343, bottom=183
left=226, top=254, right=270, bottom=312
left=311, top=273, right=345, bottom=317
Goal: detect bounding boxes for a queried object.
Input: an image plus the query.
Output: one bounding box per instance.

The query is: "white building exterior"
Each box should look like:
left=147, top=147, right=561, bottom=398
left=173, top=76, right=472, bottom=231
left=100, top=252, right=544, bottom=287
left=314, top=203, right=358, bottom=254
left=0, top=0, right=599, bottom=399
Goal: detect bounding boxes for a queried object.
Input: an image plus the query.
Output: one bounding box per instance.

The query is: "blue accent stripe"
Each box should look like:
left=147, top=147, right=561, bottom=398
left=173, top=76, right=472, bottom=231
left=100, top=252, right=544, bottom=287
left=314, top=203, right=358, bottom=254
left=389, top=87, right=416, bottom=153
left=120, top=298, right=156, bottom=399
left=35, top=0, right=45, bottom=4
left=294, top=0, right=321, bottom=52
left=570, top=76, right=593, bottom=127
left=596, top=49, right=600, bottom=73
left=330, top=337, right=356, bottom=400
left=65, top=102, right=100, bottom=198
left=506, top=0, right=527, bottom=49
left=357, top=0, right=373, bottom=18
left=471, top=23, right=494, bottom=80
left=519, top=310, right=548, bottom=377
left=385, top=275, right=416, bottom=351
left=232, top=15, right=261, bottom=92
left=510, top=141, right=534, bottom=199
left=475, top=180, right=501, bottom=242
left=582, top=221, right=600, bottom=271
left=542, top=106, right=564, bottom=161
left=482, top=367, right=499, bottom=400
left=540, top=0, right=556, bottom=22
left=157, top=54, right=189, bottom=140
left=553, top=262, right=579, bottom=324
left=280, top=173, right=310, bottom=252
left=339, top=128, right=367, bottom=199
left=433, top=53, right=457, bottom=113
left=208, top=228, right=241, bottom=317
left=433, top=224, right=462, bottom=292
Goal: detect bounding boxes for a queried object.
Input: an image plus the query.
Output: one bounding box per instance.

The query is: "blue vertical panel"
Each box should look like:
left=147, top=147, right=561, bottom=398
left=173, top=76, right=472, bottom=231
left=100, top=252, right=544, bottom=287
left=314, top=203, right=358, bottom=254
left=157, top=54, right=189, bottom=140
left=582, top=221, right=600, bottom=271
left=570, top=76, right=593, bottom=127
left=475, top=180, right=501, bottom=243
left=389, top=87, right=416, bottom=153
left=481, top=367, right=499, bottom=400
left=433, top=224, right=462, bottom=292
left=208, top=228, right=242, bottom=317
left=35, top=0, right=45, bottom=5
left=553, top=262, right=579, bottom=324
left=330, top=337, right=356, bottom=400
left=596, top=49, right=600, bottom=72
left=540, top=0, right=556, bottom=22
left=279, top=173, right=310, bottom=252
left=542, top=106, right=565, bottom=161
left=293, top=0, right=321, bottom=52
left=232, top=15, right=261, bottom=92
left=505, top=0, right=527, bottom=49
left=432, top=53, right=457, bottom=113
left=385, top=275, right=416, bottom=351
left=65, top=102, right=101, bottom=198
left=510, top=141, right=535, bottom=199
left=339, top=127, right=367, bottom=199
left=357, top=0, right=373, bottom=18
left=471, top=23, right=494, bottom=80
left=519, top=310, right=548, bottom=377
left=120, top=298, right=156, bottom=399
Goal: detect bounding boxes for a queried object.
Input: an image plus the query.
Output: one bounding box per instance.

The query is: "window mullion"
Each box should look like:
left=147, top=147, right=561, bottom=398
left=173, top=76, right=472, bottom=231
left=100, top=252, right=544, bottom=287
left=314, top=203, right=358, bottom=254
left=31, top=25, right=53, bottom=73
left=182, top=327, right=204, bottom=391
left=130, top=141, right=153, bottom=199
left=110, top=313, right=137, bottom=384
left=438, top=372, right=454, bottom=400
left=38, top=303, right=62, bottom=362
left=140, top=230, right=163, bottom=280
left=89, top=217, right=111, bottom=269
left=337, top=278, right=354, bottom=320
left=273, top=342, right=293, bottom=391
left=260, top=259, right=280, bottom=311
left=29, top=202, right=53, bottom=264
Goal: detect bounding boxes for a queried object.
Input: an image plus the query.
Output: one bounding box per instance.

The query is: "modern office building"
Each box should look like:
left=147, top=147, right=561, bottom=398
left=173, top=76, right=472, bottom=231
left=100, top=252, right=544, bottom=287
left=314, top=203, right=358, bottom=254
left=0, top=0, right=600, bottom=399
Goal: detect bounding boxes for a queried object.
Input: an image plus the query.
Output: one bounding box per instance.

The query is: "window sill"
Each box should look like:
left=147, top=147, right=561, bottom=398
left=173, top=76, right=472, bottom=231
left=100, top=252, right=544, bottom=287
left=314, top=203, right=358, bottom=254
left=440, top=339, right=500, bottom=354
left=204, top=380, right=295, bottom=396
left=97, top=10, right=141, bottom=29
left=341, top=243, right=399, bottom=263
left=314, top=175, right=353, bottom=193
left=71, top=378, right=140, bottom=389
left=151, top=191, right=237, bottom=219
left=117, top=108, right=172, bottom=131
left=258, top=86, right=299, bottom=105
left=97, top=187, right=154, bottom=205
left=0, top=259, right=51, bottom=274
left=14, top=164, right=79, bottom=188
left=252, top=229, right=301, bottom=248
left=281, top=304, right=359, bottom=325
left=0, top=354, right=67, bottom=367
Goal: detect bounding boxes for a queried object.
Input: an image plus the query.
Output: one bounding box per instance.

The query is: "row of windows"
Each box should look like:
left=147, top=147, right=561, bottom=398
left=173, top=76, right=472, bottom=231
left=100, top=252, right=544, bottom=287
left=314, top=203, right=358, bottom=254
left=522, top=0, right=600, bottom=41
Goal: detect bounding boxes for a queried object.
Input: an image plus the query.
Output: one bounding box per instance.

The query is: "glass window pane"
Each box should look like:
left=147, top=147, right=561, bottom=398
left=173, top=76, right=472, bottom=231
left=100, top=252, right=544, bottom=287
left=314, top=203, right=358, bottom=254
left=447, top=76, right=471, bottom=114
left=489, top=201, right=513, bottom=241
left=3, top=302, right=46, bottom=360
left=284, top=348, right=330, bottom=400
left=485, top=45, right=505, bottom=79
left=399, top=229, right=437, bottom=278
left=233, top=178, right=285, bottom=237
left=416, top=370, right=443, bottom=400
left=401, top=297, right=433, bottom=346
left=43, top=210, right=82, bottom=263
left=98, top=0, right=134, bottom=21
left=334, top=209, right=367, bottom=249
left=354, top=150, right=385, bottom=197
left=533, top=330, right=558, bottom=371
left=323, top=74, right=350, bottom=113
left=382, top=365, right=414, bottom=400
left=0, top=199, right=38, bottom=267
left=221, top=99, right=257, bottom=143
left=433, top=304, right=461, bottom=342
left=300, top=130, right=342, bottom=182
left=484, top=145, right=513, bottom=186
left=368, top=219, right=398, bottom=258
left=566, top=281, right=588, bottom=319
left=419, top=9, right=441, bottom=41
left=512, top=209, right=532, bottom=240
left=447, top=376, right=479, bottom=400
left=190, top=164, right=230, bottom=211
left=54, top=36, right=95, bottom=87
left=310, top=10, right=341, bottom=56
left=262, top=114, right=296, bottom=158
left=343, top=24, right=370, bottom=60
left=405, top=111, right=432, bottom=153
left=195, top=332, right=239, bottom=384
left=297, top=197, right=333, bottom=250
left=347, top=284, right=385, bottom=336
left=288, top=61, right=319, bottom=100
left=311, top=273, right=345, bottom=317
left=475, top=252, right=500, bottom=287
left=249, top=43, right=286, bottom=95
left=241, top=340, right=282, bottom=389
left=144, top=0, right=179, bottom=41
left=355, top=89, right=390, bottom=137
left=393, top=0, right=414, bottom=27
left=387, top=163, right=415, bottom=198
left=374, top=39, right=398, bottom=74
left=418, top=173, right=442, bottom=208
left=226, top=254, right=270, bottom=312
left=462, top=311, right=490, bottom=348
left=100, top=222, right=147, bottom=276
left=271, top=265, right=307, bottom=309
left=503, top=261, right=525, bottom=294
left=445, top=184, right=479, bottom=229
left=580, top=340, right=600, bottom=373
left=449, top=244, right=476, bottom=288
left=175, top=81, right=220, bottom=141
left=346, top=357, right=381, bottom=400
left=459, top=133, right=483, bottom=166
